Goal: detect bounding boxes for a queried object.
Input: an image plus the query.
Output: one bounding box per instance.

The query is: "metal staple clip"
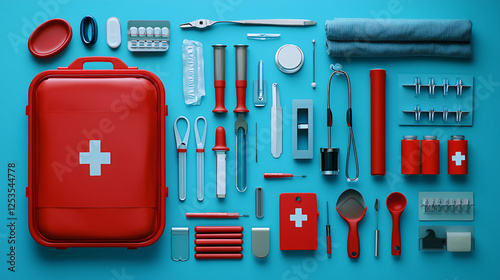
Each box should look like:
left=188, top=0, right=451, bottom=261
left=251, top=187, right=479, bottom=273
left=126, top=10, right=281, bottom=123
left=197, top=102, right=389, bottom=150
left=402, top=106, right=469, bottom=122
left=421, top=198, right=474, bottom=213
left=403, top=77, right=471, bottom=97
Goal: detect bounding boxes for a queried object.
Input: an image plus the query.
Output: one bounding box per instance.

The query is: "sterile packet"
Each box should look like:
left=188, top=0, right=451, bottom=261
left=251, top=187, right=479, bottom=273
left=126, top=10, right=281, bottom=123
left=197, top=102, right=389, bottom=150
left=182, top=39, right=205, bottom=105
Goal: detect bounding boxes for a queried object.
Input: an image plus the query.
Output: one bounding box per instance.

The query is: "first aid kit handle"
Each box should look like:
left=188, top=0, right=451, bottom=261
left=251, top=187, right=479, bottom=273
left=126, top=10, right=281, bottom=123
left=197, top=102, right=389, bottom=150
left=65, top=57, right=134, bottom=70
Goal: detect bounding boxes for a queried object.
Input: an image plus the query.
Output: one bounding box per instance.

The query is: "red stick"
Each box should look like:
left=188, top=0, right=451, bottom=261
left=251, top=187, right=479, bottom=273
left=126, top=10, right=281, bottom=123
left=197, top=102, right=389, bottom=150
left=195, top=239, right=243, bottom=245
left=186, top=212, right=246, bottom=219
left=264, top=173, right=293, bottom=178
left=195, top=226, right=244, bottom=233
left=195, top=233, right=243, bottom=239
left=194, top=246, right=243, bottom=252
left=195, top=253, right=243, bottom=259
left=370, top=69, right=386, bottom=175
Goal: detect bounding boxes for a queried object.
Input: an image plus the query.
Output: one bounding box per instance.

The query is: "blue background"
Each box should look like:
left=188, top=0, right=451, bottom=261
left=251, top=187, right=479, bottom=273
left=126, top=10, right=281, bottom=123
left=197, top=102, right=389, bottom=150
left=1, top=0, right=499, bottom=279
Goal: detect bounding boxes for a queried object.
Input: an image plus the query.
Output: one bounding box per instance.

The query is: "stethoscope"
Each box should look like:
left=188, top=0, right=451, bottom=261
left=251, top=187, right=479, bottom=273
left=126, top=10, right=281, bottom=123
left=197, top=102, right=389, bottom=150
left=326, top=63, right=359, bottom=182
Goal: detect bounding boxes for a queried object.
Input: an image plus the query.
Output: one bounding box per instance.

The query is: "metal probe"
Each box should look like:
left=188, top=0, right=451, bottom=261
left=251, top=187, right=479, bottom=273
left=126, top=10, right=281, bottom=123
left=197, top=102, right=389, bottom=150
left=311, top=39, right=316, bottom=89
left=375, top=198, right=380, bottom=257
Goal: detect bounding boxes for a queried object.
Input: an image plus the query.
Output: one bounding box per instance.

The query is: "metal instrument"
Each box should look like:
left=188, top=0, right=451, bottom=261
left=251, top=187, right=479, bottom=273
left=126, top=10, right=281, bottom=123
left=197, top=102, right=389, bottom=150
left=254, top=60, right=266, bottom=107
left=271, top=83, right=282, bottom=158
left=212, top=127, right=229, bottom=198
left=180, top=19, right=316, bottom=29
left=375, top=199, right=380, bottom=257
left=320, top=64, right=359, bottom=181
left=194, top=116, right=207, bottom=202
left=247, top=33, right=281, bottom=40
left=234, top=45, right=249, bottom=193
left=174, top=116, right=190, bottom=201
left=311, top=39, right=316, bottom=89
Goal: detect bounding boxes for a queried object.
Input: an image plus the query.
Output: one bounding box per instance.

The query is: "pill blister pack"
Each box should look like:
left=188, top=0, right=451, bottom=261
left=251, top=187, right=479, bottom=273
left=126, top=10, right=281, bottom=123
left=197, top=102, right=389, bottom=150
left=398, top=74, right=474, bottom=126
left=127, top=20, right=170, bottom=52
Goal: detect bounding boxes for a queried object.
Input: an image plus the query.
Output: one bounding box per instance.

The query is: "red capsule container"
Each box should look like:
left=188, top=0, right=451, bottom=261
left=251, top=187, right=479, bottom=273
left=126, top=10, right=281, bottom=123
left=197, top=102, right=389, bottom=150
left=448, top=135, right=468, bottom=175
left=421, top=135, right=440, bottom=175
left=401, top=135, right=420, bottom=174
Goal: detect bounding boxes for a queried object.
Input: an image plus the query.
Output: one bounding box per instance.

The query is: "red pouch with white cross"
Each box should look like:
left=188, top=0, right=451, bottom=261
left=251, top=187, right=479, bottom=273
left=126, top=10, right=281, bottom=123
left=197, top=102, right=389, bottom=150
left=26, top=57, right=168, bottom=249
left=280, top=193, right=318, bottom=250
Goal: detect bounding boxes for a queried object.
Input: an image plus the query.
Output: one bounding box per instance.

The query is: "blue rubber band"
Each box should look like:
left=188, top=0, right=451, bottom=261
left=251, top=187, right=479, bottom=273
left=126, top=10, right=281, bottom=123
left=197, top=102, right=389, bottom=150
left=80, top=15, right=98, bottom=45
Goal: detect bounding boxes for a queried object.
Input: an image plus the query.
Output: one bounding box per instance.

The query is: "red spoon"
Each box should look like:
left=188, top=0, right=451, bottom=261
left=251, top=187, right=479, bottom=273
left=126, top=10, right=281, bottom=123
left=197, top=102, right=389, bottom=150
left=336, top=189, right=367, bottom=258
left=386, top=192, right=407, bottom=256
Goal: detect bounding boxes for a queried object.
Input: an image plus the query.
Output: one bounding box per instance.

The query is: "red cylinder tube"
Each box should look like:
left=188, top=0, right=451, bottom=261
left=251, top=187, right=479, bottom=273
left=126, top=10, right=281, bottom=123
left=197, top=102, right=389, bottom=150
left=421, top=135, right=440, bottom=175
left=401, top=135, right=420, bottom=174
left=195, top=253, right=243, bottom=259
left=370, top=69, right=386, bottom=175
left=195, top=226, right=243, bottom=233
left=448, top=135, right=468, bottom=175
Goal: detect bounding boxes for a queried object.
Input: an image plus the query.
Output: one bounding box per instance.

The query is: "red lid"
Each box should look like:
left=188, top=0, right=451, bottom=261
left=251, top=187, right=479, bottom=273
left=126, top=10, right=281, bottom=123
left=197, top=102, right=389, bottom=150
left=212, top=127, right=229, bottom=151
left=28, top=19, right=72, bottom=58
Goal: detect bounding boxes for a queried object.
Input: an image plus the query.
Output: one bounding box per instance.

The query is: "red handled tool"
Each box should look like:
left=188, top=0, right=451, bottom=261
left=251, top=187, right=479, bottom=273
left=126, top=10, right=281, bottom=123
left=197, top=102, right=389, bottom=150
left=194, top=239, right=243, bottom=245
left=264, top=173, right=306, bottom=179
left=195, top=226, right=243, bottom=233
left=370, top=69, right=386, bottom=175
left=336, top=189, right=367, bottom=258
left=186, top=212, right=249, bottom=219
left=212, top=45, right=227, bottom=113
left=387, top=192, right=407, bottom=256
left=195, top=233, right=243, bottom=239
left=213, top=127, right=229, bottom=198
left=234, top=44, right=249, bottom=193
left=326, top=201, right=332, bottom=258
left=195, top=246, right=243, bottom=252
left=195, top=253, right=243, bottom=259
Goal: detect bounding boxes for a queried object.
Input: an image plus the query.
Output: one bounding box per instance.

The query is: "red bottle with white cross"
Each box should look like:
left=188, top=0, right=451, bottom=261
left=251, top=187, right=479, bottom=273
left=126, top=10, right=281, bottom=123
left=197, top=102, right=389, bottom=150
left=448, top=135, right=468, bottom=175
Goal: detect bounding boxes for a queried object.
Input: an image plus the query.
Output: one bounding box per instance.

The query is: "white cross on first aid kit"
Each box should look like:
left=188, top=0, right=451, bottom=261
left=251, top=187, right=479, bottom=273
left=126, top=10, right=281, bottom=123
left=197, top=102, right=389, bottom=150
left=290, top=208, right=308, bottom=227
left=79, top=140, right=111, bottom=176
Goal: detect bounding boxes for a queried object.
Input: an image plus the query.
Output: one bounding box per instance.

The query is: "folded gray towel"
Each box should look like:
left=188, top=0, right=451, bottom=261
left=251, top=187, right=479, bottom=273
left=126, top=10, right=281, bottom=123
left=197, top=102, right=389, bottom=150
left=326, top=40, right=472, bottom=58
left=326, top=18, right=472, bottom=42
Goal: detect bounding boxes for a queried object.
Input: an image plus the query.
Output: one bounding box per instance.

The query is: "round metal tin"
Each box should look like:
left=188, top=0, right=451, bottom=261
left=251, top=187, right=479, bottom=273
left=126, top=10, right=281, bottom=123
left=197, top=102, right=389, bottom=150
left=275, top=44, right=304, bottom=74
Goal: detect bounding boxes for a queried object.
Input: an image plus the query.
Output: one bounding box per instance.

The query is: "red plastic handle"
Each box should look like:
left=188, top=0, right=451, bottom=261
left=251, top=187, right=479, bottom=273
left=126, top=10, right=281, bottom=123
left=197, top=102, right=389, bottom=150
left=347, top=220, right=360, bottom=258
left=194, top=246, right=243, bottom=252
left=213, top=80, right=227, bottom=113
left=213, top=127, right=230, bottom=151
left=65, top=56, right=133, bottom=70
left=391, top=211, right=402, bottom=255
left=264, top=173, right=293, bottom=178
left=195, top=253, right=243, bottom=259
left=233, top=80, right=248, bottom=113
left=195, top=226, right=244, bottom=233
left=327, top=236, right=332, bottom=255
left=194, top=239, right=243, bottom=245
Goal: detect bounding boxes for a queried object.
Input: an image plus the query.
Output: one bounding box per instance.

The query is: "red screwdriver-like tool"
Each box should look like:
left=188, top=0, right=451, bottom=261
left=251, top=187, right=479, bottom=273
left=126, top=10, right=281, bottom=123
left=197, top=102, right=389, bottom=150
left=264, top=173, right=306, bottom=179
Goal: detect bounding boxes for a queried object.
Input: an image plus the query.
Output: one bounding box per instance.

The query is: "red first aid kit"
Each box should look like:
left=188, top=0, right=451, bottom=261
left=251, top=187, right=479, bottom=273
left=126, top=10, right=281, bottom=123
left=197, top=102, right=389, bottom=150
left=26, top=57, right=168, bottom=248
left=280, top=193, right=318, bottom=250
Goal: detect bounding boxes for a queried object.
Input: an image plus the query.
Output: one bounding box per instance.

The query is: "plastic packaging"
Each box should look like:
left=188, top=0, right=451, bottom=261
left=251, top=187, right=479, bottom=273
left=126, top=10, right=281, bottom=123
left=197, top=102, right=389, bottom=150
left=182, top=39, right=205, bottom=105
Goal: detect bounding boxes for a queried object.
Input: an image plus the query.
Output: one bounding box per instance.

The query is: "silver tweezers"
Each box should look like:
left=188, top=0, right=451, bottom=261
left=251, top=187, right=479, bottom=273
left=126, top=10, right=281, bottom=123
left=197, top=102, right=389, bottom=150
left=180, top=19, right=316, bottom=29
